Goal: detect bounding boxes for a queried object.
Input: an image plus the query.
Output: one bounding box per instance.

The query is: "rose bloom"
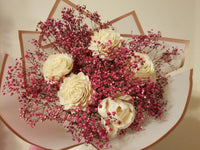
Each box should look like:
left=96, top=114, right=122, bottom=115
left=58, top=72, right=93, bottom=110
left=98, top=95, right=136, bottom=137
left=131, top=52, right=156, bottom=81
left=43, top=54, right=73, bottom=81
left=88, top=29, right=121, bottom=59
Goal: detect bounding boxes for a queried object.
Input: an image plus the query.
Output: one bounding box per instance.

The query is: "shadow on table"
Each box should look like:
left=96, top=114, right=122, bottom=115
left=0, top=120, right=6, bottom=150
left=147, top=94, right=200, bottom=150
left=0, top=119, right=31, bottom=150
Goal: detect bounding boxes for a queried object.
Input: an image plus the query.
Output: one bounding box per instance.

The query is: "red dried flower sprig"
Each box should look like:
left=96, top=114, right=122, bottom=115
left=129, top=30, right=182, bottom=75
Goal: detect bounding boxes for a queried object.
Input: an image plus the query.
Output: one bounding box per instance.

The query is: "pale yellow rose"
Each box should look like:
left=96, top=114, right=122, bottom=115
left=98, top=95, right=135, bottom=137
left=43, top=54, right=73, bottom=81
left=101, top=118, right=118, bottom=137
left=131, top=52, right=156, bottom=81
left=89, top=29, right=121, bottom=58
left=58, top=72, right=93, bottom=110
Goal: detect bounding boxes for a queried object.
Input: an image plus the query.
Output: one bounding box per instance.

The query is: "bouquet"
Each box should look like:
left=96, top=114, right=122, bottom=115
left=0, top=0, right=192, bottom=150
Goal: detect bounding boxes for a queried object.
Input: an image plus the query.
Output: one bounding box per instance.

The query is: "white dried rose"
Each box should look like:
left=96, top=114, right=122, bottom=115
left=98, top=95, right=135, bottom=137
left=58, top=72, right=93, bottom=111
left=89, top=29, right=121, bottom=58
left=43, top=54, right=73, bottom=81
left=131, top=52, right=156, bottom=81
left=101, top=118, right=118, bottom=137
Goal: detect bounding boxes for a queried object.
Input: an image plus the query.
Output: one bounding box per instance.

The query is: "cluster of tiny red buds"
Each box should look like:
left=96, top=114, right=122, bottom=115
left=2, top=58, right=25, bottom=96
left=82, top=47, right=139, bottom=99
left=76, top=5, right=111, bottom=30
left=129, top=31, right=182, bottom=75
left=65, top=106, right=111, bottom=149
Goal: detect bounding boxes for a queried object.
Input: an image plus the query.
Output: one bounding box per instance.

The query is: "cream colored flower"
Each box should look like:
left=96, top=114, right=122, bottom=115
left=43, top=54, right=73, bottom=81
left=131, top=52, right=156, bottom=81
left=89, top=29, right=121, bottom=58
left=101, top=119, right=118, bottom=137
left=58, top=72, right=93, bottom=110
left=98, top=95, right=135, bottom=137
